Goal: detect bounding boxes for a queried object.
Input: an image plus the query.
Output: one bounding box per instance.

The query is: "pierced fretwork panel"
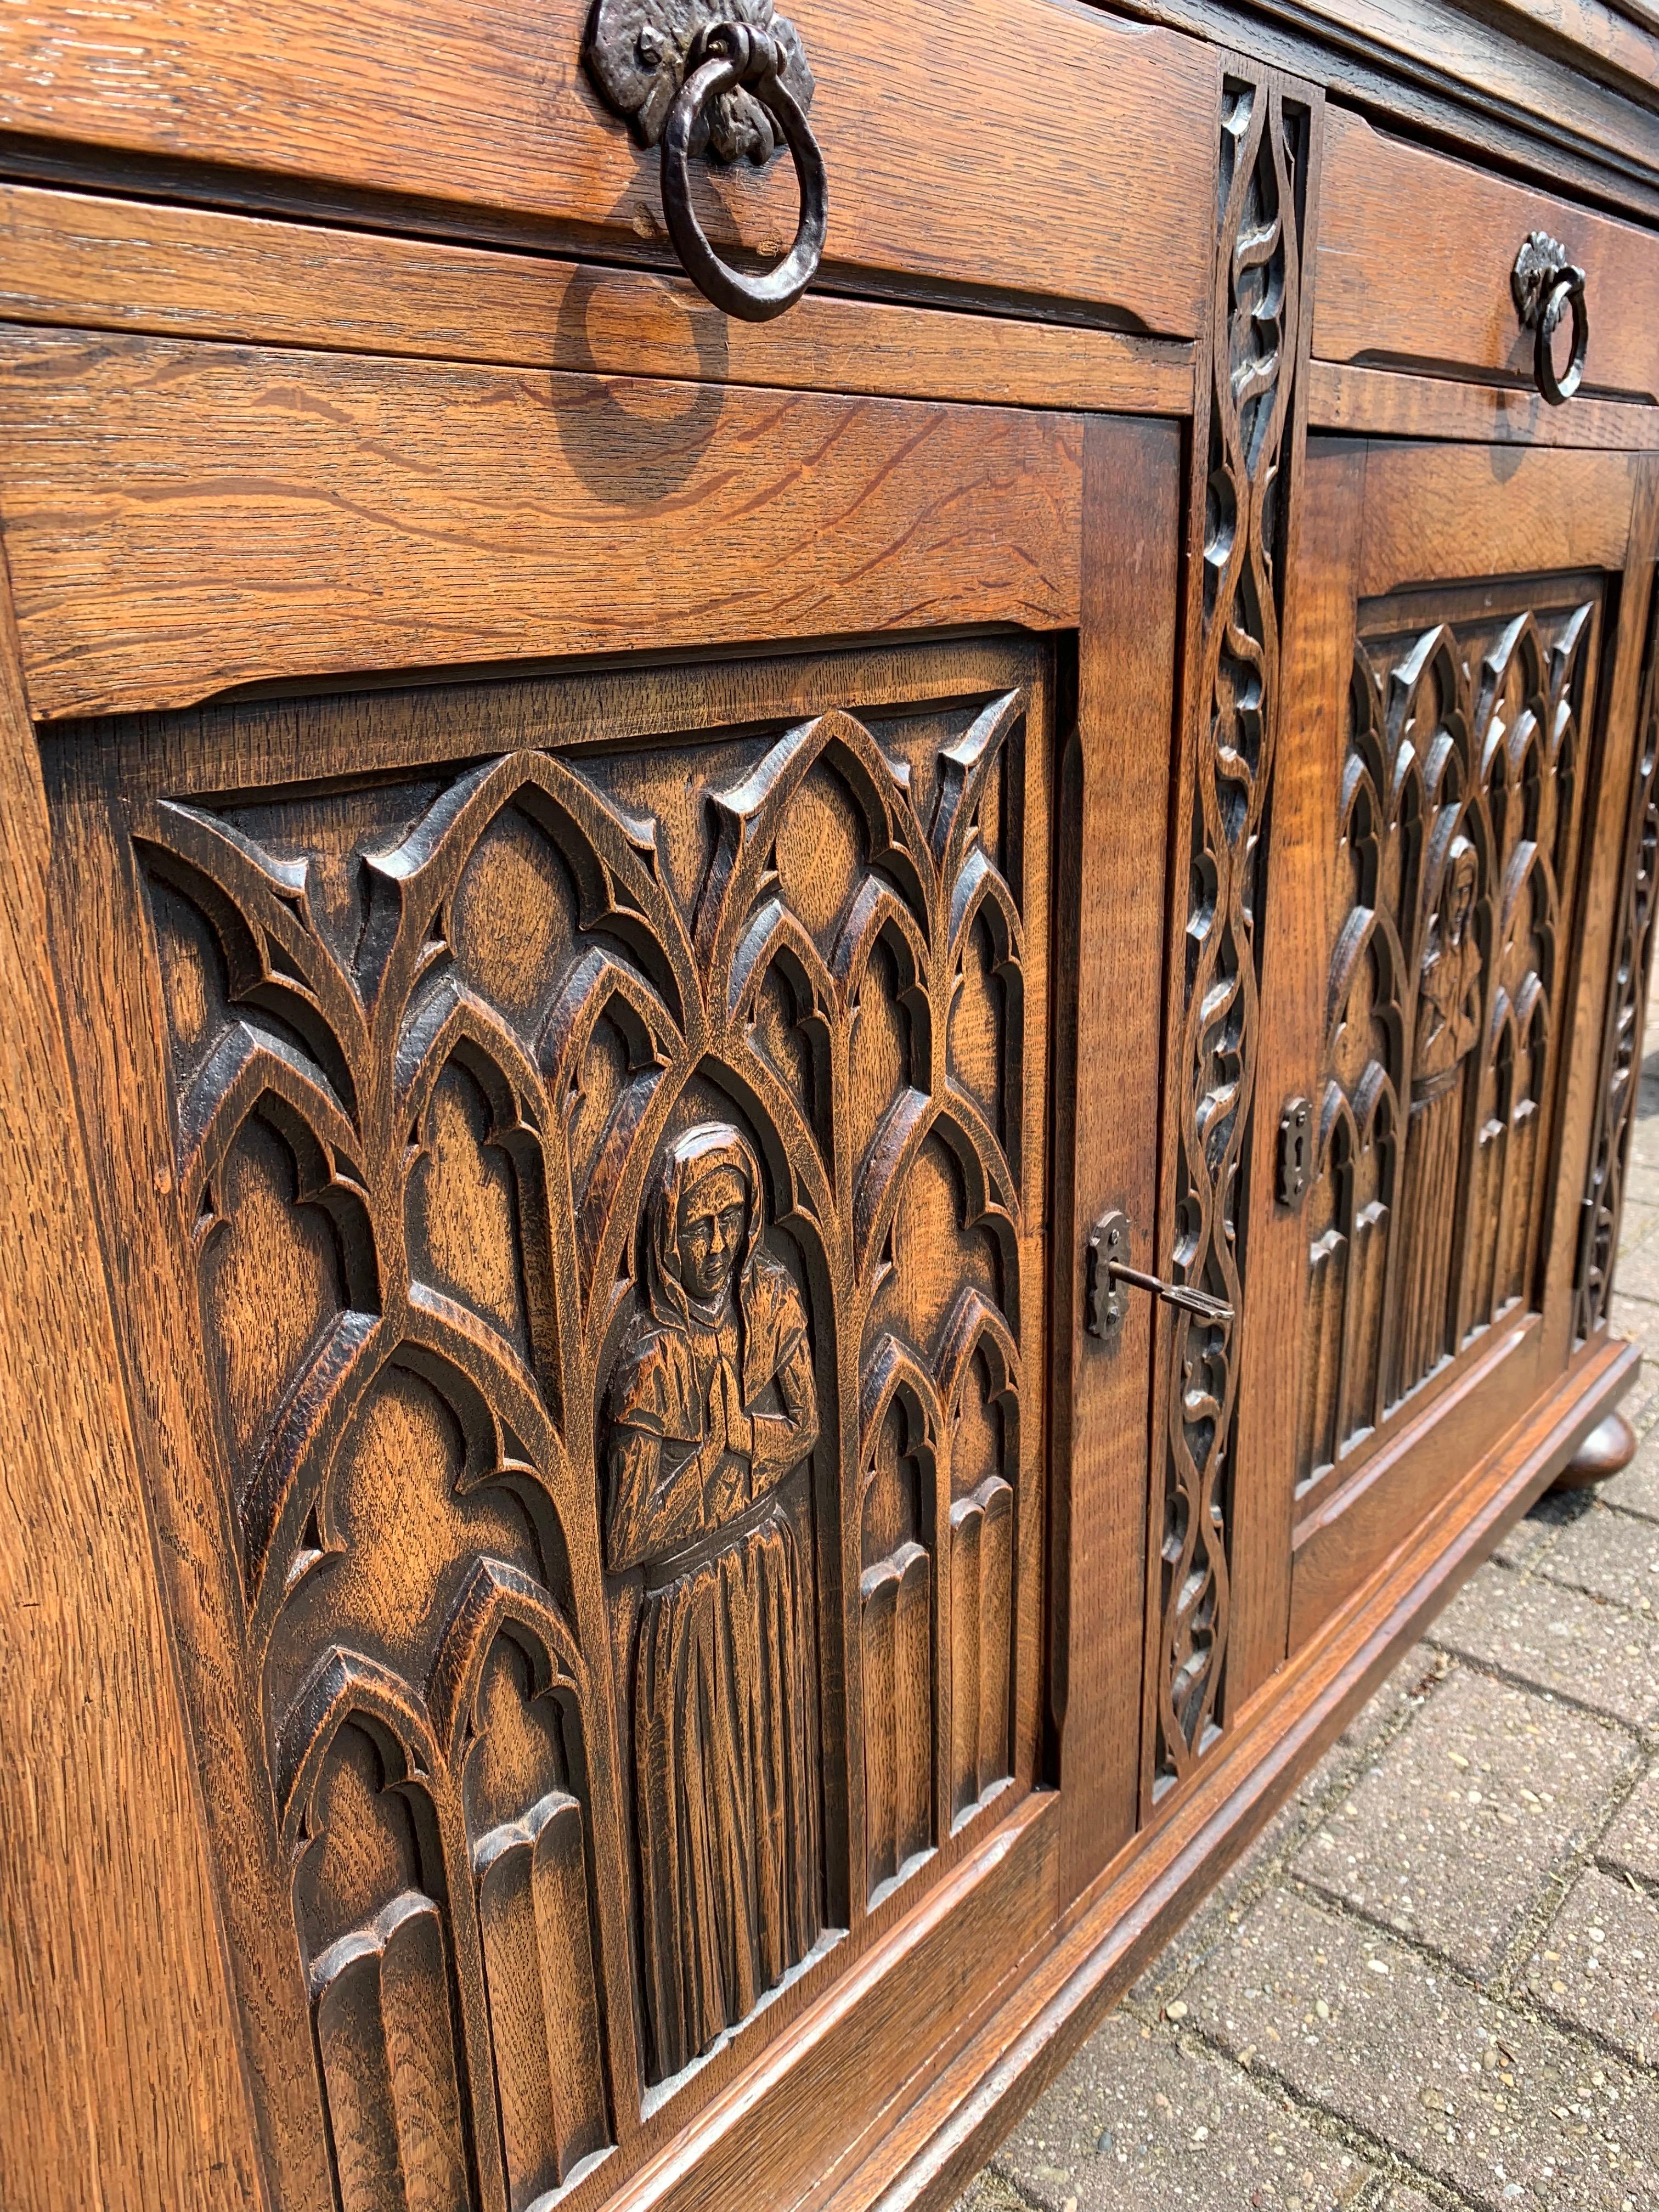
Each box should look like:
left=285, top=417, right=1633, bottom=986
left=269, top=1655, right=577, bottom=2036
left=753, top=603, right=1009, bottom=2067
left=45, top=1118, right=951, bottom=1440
left=112, top=640, right=1050, bottom=2197
left=1153, top=66, right=1307, bottom=1795
left=1297, top=586, right=1599, bottom=1502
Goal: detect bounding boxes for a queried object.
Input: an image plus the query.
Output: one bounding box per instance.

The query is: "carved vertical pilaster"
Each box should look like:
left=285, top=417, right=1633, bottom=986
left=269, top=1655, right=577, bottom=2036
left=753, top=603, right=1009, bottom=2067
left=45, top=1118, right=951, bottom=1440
left=1152, top=66, right=1310, bottom=1798
left=1577, top=602, right=1659, bottom=1339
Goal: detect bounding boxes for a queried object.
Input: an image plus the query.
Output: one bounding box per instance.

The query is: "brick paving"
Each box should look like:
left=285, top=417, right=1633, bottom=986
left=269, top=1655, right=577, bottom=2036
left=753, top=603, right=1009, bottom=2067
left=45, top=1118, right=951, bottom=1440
left=954, top=998, right=1659, bottom=2212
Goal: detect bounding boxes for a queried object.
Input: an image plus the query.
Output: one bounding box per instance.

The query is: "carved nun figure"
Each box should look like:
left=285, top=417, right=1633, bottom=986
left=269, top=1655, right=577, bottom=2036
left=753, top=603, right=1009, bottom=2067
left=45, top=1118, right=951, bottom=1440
left=605, top=1121, right=822, bottom=2083
left=1395, top=836, right=1483, bottom=1397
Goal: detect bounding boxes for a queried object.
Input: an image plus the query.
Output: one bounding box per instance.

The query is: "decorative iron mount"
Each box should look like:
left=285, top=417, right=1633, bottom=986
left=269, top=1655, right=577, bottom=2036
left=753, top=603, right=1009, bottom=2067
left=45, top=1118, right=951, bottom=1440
left=1512, top=230, right=1589, bottom=406
left=1084, top=1209, right=1234, bottom=1345
left=585, top=0, right=827, bottom=321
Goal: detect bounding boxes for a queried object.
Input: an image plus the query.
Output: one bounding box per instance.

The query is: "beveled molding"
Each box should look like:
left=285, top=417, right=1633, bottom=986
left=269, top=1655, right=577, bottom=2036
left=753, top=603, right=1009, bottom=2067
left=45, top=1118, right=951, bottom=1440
left=0, top=178, right=1194, bottom=417
left=1123, top=0, right=1659, bottom=227
left=1305, top=361, right=1659, bottom=451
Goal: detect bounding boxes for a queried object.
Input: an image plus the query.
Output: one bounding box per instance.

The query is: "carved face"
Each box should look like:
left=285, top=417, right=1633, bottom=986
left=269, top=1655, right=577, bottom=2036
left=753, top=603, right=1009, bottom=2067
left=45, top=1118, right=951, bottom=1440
left=675, top=1165, right=749, bottom=1305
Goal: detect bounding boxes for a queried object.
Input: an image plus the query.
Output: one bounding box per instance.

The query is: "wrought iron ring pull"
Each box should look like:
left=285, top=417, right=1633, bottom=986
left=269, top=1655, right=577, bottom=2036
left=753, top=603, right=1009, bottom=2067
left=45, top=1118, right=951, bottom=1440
left=661, top=21, right=827, bottom=321
left=1513, top=230, right=1589, bottom=406
left=1084, top=1208, right=1235, bottom=1345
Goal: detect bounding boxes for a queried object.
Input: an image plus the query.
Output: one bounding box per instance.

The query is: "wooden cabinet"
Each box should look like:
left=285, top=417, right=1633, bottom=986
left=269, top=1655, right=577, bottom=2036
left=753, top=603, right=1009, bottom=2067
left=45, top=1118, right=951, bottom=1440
left=2, top=8, right=1658, bottom=2211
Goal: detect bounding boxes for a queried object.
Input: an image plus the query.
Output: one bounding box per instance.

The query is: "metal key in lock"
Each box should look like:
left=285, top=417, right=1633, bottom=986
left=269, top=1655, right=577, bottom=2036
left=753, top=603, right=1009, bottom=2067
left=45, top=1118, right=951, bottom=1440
left=1084, top=1208, right=1234, bottom=1343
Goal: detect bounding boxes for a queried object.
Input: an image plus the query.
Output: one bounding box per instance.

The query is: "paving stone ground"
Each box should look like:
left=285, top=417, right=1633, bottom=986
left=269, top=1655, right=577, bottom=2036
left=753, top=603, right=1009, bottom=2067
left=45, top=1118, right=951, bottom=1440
left=953, top=997, right=1659, bottom=2212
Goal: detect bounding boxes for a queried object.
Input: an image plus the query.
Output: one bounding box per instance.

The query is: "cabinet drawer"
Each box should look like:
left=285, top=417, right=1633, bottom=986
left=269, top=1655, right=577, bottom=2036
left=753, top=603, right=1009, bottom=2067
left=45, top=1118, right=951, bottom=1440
left=0, top=0, right=1216, bottom=336
left=1314, top=106, right=1659, bottom=407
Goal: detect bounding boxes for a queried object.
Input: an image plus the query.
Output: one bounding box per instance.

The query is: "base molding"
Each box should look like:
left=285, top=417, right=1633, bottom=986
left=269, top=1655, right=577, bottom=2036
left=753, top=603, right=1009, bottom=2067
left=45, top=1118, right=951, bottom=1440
left=830, top=1332, right=1640, bottom=2212
left=1550, top=1407, right=1639, bottom=1492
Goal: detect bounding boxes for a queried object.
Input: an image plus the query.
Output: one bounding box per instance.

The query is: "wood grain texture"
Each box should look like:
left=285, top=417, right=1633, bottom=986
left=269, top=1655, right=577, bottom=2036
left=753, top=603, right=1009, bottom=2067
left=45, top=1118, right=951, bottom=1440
left=1296, top=578, right=1601, bottom=1505
left=1286, top=3, right=1659, bottom=176
left=1211, top=63, right=1323, bottom=1720
left=1306, top=360, right=1659, bottom=453
left=1552, top=1406, right=1638, bottom=1487
left=625, top=1792, right=1058, bottom=2212
left=0, top=329, right=1086, bottom=720
left=1356, top=443, right=1638, bottom=595
left=0, top=0, right=1219, bottom=330
left=4, top=7, right=1658, bottom=2199
left=1477, top=0, right=1659, bottom=87
left=1290, top=1321, right=1543, bottom=1647
left=1049, top=414, right=1182, bottom=1904
left=1257, top=435, right=1642, bottom=1654
left=0, top=183, right=1195, bottom=416
left=1142, top=0, right=1659, bottom=225
left=1231, top=438, right=1365, bottom=1711
left=1559, top=459, right=1659, bottom=1355
left=47, top=624, right=1067, bottom=2209
left=1146, top=61, right=1316, bottom=1804
left=1314, top=108, right=1659, bottom=405
left=0, top=563, right=263, bottom=2202
left=1479, top=0, right=1659, bottom=87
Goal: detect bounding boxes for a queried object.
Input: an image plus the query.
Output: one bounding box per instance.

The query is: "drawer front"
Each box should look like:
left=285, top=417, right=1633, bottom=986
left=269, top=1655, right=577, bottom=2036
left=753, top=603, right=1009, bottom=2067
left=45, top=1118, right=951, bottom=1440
left=1314, top=106, right=1659, bottom=407
left=0, top=0, right=1217, bottom=335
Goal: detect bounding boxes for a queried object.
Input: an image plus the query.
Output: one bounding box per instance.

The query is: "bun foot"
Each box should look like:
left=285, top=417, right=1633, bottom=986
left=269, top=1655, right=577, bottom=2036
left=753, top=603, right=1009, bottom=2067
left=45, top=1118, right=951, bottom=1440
left=1552, top=1408, right=1638, bottom=1492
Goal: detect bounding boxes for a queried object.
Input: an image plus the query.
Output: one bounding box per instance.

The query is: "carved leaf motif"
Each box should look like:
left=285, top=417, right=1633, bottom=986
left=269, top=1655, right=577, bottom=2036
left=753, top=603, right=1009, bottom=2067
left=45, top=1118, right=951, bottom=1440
left=1155, top=71, right=1305, bottom=1792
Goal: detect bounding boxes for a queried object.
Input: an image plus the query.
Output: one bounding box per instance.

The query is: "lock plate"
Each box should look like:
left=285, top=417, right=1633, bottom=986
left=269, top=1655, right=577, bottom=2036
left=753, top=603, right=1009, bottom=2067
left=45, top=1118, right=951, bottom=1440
left=1085, top=1207, right=1131, bottom=1341
left=1278, top=1095, right=1312, bottom=1209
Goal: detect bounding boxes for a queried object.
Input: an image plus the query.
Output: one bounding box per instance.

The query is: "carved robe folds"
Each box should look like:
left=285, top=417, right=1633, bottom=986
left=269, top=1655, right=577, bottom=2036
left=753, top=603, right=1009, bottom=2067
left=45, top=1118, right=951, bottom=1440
left=605, top=1125, right=822, bottom=2086
left=1395, top=839, right=1481, bottom=1397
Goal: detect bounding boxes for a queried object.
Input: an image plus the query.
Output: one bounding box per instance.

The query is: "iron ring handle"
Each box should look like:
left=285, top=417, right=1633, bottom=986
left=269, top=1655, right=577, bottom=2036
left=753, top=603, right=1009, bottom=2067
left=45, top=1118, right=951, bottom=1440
left=660, top=21, right=827, bottom=323
left=1533, top=264, right=1589, bottom=405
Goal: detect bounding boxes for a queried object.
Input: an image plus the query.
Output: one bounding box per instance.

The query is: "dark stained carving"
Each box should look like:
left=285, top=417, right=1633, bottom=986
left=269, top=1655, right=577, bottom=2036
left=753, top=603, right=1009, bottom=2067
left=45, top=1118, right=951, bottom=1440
left=1511, top=229, right=1590, bottom=407
left=111, top=644, right=1048, bottom=2192
left=605, top=1123, right=821, bottom=2083
left=1577, top=602, right=1659, bottom=1339
left=1299, top=593, right=1596, bottom=1498
left=1155, top=70, right=1306, bottom=1793
left=1395, top=837, right=1481, bottom=1394
left=584, top=0, right=815, bottom=162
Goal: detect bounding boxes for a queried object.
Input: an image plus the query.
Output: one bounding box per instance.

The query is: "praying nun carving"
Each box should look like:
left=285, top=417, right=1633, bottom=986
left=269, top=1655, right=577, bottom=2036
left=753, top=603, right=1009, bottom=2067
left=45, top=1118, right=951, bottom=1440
left=605, top=1122, right=823, bottom=2083
left=1396, top=836, right=1483, bottom=1395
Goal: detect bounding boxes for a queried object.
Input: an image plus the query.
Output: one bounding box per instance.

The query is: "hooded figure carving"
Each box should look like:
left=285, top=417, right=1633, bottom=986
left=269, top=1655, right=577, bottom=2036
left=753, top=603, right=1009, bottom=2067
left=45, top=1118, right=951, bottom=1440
left=605, top=1121, right=822, bottom=2083
left=1396, top=836, right=1483, bottom=1397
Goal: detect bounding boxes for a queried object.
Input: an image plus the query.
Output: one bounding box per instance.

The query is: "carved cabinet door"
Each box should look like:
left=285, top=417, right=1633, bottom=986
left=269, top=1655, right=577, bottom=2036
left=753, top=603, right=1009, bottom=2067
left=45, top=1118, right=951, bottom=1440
left=37, top=376, right=1183, bottom=2212
left=1242, top=438, right=1659, bottom=1661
